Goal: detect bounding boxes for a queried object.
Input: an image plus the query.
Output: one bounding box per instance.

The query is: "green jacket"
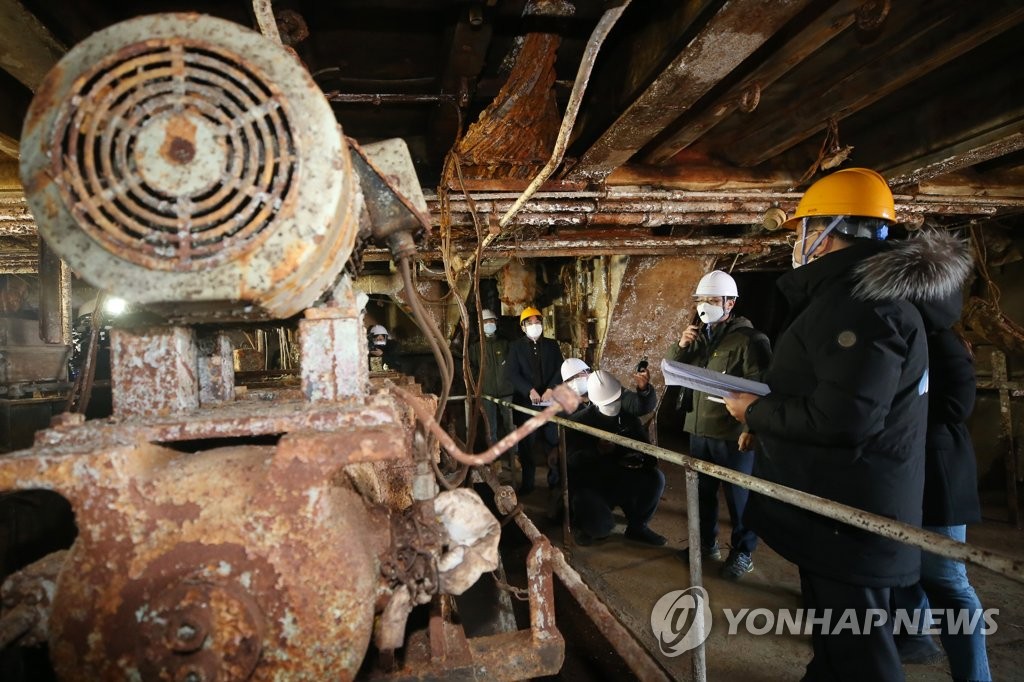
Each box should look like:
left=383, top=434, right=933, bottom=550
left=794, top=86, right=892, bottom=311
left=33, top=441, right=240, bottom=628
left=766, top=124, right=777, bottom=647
left=666, top=315, right=771, bottom=441
left=470, top=335, right=514, bottom=398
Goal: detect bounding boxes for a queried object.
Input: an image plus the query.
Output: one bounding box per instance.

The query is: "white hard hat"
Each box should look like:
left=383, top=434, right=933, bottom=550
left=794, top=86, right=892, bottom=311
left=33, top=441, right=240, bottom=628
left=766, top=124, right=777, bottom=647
left=560, top=357, right=590, bottom=382
left=369, top=324, right=389, bottom=337
left=695, top=270, right=738, bottom=297
left=587, top=370, right=622, bottom=406
left=482, top=309, right=497, bottom=320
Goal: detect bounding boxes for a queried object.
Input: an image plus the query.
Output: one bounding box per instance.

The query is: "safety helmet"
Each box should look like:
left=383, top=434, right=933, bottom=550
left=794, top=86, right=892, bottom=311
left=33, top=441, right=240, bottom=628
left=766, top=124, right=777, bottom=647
left=519, top=306, right=542, bottom=324
left=694, top=270, right=738, bottom=298
left=482, top=308, right=497, bottom=320
left=587, top=370, right=621, bottom=406
left=369, top=324, right=388, bottom=337
left=561, top=357, right=591, bottom=382
left=782, top=168, right=895, bottom=233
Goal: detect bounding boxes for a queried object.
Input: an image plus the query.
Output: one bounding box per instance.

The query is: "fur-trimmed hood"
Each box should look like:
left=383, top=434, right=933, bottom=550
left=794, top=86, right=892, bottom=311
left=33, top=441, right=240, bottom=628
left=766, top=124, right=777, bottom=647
left=852, top=230, right=972, bottom=305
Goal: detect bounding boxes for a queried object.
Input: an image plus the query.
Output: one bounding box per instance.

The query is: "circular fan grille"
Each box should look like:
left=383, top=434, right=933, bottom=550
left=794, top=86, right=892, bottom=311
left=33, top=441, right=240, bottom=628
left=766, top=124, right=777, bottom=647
left=50, top=40, right=298, bottom=271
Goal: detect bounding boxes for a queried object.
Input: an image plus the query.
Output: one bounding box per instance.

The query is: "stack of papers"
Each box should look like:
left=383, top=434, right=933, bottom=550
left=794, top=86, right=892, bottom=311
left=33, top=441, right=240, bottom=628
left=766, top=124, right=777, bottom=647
left=660, top=358, right=771, bottom=398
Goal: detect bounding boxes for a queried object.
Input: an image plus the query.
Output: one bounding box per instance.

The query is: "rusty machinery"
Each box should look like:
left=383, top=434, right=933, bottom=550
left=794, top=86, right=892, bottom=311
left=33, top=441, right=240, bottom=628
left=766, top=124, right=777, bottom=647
left=0, top=13, right=576, bottom=681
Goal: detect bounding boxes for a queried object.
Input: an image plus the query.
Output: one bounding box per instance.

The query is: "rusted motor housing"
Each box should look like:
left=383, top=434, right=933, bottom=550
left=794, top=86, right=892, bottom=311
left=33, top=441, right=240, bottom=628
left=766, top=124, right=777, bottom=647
left=20, top=13, right=361, bottom=321
left=46, top=445, right=386, bottom=681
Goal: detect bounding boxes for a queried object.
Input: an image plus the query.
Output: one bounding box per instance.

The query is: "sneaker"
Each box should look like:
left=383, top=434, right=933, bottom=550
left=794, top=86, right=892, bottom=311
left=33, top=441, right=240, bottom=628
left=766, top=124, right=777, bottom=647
left=720, top=550, right=753, bottom=580
left=896, top=634, right=944, bottom=665
left=677, top=542, right=722, bottom=563
left=624, top=525, right=667, bottom=546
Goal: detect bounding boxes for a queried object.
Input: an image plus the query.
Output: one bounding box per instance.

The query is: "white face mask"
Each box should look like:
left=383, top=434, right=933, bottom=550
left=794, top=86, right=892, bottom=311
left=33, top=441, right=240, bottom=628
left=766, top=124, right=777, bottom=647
left=696, top=302, right=725, bottom=324
left=525, top=323, right=543, bottom=340
left=374, top=339, right=387, bottom=346
left=791, top=234, right=815, bottom=269
left=571, top=377, right=589, bottom=396
left=597, top=399, right=621, bottom=417
left=483, top=322, right=497, bottom=336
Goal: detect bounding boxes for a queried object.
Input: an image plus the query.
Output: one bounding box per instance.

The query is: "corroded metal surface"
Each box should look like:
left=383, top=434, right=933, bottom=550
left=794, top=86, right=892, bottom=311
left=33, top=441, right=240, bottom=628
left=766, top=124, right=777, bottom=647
left=0, top=549, right=67, bottom=648
left=110, top=326, right=199, bottom=418
left=19, top=14, right=360, bottom=320
left=452, top=32, right=561, bottom=180
left=197, top=333, right=235, bottom=405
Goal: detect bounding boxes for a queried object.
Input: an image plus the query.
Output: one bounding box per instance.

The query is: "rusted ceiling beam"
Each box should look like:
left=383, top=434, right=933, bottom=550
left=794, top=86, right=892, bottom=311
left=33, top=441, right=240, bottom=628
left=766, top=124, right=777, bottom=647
left=885, top=119, right=1024, bottom=188
left=567, top=0, right=815, bottom=181
left=913, top=170, right=1024, bottom=199
left=0, top=250, right=37, bottom=273
left=606, top=164, right=798, bottom=191
left=727, top=4, right=1024, bottom=167
left=362, top=232, right=790, bottom=261
left=0, top=133, right=18, bottom=161
left=0, top=193, right=35, bottom=236
left=0, top=0, right=66, bottom=91
left=644, top=0, right=865, bottom=165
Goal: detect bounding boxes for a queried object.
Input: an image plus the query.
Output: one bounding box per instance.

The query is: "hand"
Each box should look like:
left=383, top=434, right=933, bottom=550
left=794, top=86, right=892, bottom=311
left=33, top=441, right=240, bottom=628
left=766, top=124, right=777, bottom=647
left=541, top=388, right=554, bottom=402
left=529, top=388, right=542, bottom=404
left=723, top=392, right=759, bottom=424
left=635, top=368, right=650, bottom=391
left=737, top=431, right=755, bottom=451
left=678, top=325, right=699, bottom=348
left=369, top=348, right=383, bottom=357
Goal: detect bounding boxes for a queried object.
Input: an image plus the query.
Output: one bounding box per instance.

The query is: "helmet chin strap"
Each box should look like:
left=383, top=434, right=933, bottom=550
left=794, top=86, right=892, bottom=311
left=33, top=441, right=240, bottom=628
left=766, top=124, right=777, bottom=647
left=800, top=216, right=845, bottom=265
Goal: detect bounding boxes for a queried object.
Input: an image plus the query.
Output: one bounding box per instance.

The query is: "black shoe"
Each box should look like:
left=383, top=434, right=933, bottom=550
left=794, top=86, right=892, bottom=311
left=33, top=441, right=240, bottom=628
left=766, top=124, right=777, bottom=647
left=720, top=550, right=754, bottom=580
left=896, top=634, right=944, bottom=665
left=624, top=526, right=667, bottom=546
left=677, top=542, right=722, bottom=563
left=572, top=528, right=609, bottom=547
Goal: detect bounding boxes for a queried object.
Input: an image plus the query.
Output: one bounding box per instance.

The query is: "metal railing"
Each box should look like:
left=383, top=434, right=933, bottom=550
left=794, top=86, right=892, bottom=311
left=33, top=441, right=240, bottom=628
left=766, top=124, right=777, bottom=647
left=466, top=394, right=1024, bottom=682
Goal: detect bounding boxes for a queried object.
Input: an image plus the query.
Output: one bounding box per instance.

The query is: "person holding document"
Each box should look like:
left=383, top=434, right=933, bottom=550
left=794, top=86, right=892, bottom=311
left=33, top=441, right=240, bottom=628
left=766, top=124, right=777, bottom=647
left=505, top=306, right=564, bottom=495
left=666, top=269, right=771, bottom=580
left=722, top=168, right=972, bottom=681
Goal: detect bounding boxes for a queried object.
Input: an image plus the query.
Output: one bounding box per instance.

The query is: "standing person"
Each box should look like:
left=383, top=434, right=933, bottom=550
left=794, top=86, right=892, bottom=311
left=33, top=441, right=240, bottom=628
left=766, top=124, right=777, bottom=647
left=469, top=309, right=514, bottom=447
left=667, top=269, right=771, bottom=580
left=566, top=370, right=666, bottom=546
left=723, top=168, right=972, bottom=682
left=368, top=324, right=400, bottom=371
left=505, top=306, right=564, bottom=495
left=890, top=288, right=991, bottom=681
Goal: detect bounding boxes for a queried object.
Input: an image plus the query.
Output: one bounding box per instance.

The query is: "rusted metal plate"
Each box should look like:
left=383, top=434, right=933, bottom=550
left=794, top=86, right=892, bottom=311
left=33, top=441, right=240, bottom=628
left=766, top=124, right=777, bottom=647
left=300, top=311, right=368, bottom=402
left=598, top=256, right=714, bottom=394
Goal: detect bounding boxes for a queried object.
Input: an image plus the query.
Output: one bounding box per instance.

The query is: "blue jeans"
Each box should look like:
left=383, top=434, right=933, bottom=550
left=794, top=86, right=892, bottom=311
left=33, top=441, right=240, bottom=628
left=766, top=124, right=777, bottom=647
left=895, top=525, right=991, bottom=682
left=690, top=434, right=757, bottom=554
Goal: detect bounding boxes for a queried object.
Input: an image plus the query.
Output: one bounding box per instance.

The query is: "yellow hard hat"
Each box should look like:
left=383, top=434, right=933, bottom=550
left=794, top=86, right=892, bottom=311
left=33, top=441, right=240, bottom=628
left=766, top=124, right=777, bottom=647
left=782, top=168, right=895, bottom=230
left=519, top=306, right=542, bottom=324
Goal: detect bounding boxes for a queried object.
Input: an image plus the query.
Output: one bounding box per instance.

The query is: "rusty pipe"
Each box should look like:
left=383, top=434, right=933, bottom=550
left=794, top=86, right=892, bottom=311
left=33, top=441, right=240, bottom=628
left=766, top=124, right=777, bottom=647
left=252, top=0, right=282, bottom=43
left=327, top=92, right=458, bottom=105
left=392, top=384, right=579, bottom=467
left=473, top=465, right=672, bottom=682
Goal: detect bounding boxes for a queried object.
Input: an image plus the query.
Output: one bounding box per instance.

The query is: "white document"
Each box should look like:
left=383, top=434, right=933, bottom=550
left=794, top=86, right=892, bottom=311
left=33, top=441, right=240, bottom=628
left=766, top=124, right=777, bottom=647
left=660, top=358, right=771, bottom=398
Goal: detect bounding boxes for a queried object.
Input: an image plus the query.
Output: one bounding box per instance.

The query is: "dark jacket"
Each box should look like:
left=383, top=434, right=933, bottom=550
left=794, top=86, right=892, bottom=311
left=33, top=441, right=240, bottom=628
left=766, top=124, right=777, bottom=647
left=667, top=315, right=771, bottom=440
left=505, top=335, right=564, bottom=408
left=855, top=243, right=980, bottom=527
left=469, top=334, right=514, bottom=398
left=745, top=231, right=971, bottom=588
left=915, top=292, right=982, bottom=526
left=566, top=404, right=655, bottom=489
